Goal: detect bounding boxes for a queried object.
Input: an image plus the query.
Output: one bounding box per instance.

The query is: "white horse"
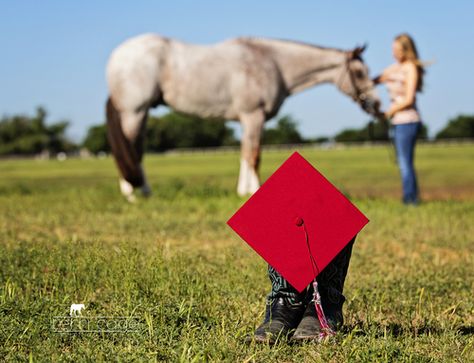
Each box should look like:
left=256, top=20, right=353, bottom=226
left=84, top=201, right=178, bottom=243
left=106, top=34, right=380, bottom=201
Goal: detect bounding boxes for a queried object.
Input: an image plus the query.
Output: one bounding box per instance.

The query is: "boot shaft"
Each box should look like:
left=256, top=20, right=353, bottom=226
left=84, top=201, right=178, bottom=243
left=267, top=237, right=355, bottom=326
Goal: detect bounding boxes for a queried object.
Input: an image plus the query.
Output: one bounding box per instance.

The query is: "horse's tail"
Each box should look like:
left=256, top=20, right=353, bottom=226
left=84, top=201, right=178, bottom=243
left=106, top=98, right=144, bottom=187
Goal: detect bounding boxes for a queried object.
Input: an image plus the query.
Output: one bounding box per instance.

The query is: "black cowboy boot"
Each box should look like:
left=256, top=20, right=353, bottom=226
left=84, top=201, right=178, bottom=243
left=292, top=237, right=355, bottom=341
left=252, top=266, right=306, bottom=343
left=253, top=296, right=306, bottom=343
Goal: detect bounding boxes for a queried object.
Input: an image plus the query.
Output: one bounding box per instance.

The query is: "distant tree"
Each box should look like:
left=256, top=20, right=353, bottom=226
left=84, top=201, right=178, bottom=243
left=83, top=112, right=237, bottom=153
left=334, top=128, right=366, bottom=142
left=145, top=112, right=237, bottom=152
left=0, top=107, right=75, bottom=156
left=262, top=115, right=303, bottom=145
left=367, top=120, right=390, bottom=141
left=334, top=119, right=428, bottom=142
left=308, top=136, right=330, bottom=143
left=418, top=123, right=429, bottom=139
left=47, top=121, right=71, bottom=153
left=82, top=125, right=109, bottom=154
left=435, top=114, right=474, bottom=139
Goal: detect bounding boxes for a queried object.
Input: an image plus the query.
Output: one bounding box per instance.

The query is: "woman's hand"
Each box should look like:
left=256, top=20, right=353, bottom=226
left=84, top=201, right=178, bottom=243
left=372, top=75, right=382, bottom=85
left=385, top=107, right=396, bottom=119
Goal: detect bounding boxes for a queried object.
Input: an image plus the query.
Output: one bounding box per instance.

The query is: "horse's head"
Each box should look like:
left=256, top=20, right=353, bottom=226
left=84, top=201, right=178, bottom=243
left=337, top=44, right=381, bottom=116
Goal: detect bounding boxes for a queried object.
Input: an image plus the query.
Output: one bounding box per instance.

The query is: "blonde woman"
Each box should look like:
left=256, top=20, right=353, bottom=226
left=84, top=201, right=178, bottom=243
left=374, top=33, right=425, bottom=205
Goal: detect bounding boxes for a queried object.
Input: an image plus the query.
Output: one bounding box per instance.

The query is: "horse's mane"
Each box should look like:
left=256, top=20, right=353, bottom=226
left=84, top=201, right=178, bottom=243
left=236, top=36, right=344, bottom=53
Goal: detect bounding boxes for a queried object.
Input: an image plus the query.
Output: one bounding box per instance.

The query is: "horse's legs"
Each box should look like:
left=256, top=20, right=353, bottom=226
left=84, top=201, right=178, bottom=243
left=112, top=107, right=151, bottom=202
left=238, top=109, right=265, bottom=196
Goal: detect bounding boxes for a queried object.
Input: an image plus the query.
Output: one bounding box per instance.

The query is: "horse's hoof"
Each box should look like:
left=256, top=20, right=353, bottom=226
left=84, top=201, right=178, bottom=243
left=126, top=194, right=137, bottom=203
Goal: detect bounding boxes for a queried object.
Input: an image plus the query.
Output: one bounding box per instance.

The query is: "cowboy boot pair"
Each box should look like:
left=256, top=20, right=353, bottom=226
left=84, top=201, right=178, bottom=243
left=292, top=238, right=354, bottom=341
left=252, top=237, right=355, bottom=343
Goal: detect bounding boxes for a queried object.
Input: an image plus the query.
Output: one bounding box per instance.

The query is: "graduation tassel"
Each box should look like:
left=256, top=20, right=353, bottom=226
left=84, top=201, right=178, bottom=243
left=312, top=280, right=335, bottom=340
left=301, top=220, right=336, bottom=340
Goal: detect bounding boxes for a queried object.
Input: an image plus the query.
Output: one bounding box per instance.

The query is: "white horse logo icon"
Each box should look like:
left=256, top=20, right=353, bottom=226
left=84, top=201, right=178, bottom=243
left=70, top=304, right=85, bottom=316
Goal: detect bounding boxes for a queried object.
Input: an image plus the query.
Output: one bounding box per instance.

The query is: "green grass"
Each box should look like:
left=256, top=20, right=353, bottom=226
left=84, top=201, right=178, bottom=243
left=0, top=144, right=473, bottom=362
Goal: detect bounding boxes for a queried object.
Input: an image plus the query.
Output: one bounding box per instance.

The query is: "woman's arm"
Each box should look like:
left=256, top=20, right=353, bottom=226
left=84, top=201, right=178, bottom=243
left=385, top=62, right=418, bottom=118
left=373, top=64, right=395, bottom=84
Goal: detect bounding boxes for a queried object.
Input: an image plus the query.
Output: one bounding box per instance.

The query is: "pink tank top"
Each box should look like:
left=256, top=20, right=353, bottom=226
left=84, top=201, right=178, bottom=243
left=386, top=64, right=421, bottom=125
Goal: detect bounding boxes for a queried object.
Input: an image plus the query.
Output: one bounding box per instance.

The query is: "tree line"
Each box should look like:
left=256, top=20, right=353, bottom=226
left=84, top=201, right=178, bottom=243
left=0, top=107, right=75, bottom=156
left=83, top=113, right=308, bottom=154
left=0, top=107, right=473, bottom=156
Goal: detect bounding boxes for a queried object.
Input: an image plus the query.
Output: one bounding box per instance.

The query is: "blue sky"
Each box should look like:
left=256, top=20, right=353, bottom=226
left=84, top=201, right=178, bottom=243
left=1, top=1, right=473, bottom=141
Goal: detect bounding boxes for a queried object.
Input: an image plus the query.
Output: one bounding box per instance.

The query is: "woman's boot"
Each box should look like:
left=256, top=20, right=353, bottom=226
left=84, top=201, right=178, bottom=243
left=252, top=266, right=307, bottom=343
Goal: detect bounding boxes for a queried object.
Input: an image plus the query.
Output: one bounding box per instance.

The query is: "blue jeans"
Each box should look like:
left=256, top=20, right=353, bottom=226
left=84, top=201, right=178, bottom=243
left=393, top=122, right=421, bottom=204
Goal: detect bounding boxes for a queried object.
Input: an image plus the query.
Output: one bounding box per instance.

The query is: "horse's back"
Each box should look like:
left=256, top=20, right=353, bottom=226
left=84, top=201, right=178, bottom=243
left=162, top=38, right=282, bottom=118
left=107, top=33, right=169, bottom=70
left=107, top=34, right=171, bottom=110
left=107, top=34, right=283, bottom=117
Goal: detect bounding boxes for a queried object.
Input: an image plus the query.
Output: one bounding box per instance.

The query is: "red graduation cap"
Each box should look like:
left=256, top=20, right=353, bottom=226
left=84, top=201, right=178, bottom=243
left=227, top=151, right=369, bottom=293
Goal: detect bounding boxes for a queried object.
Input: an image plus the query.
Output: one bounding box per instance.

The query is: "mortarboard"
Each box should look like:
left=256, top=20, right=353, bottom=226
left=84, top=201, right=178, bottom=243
left=227, top=151, right=369, bottom=293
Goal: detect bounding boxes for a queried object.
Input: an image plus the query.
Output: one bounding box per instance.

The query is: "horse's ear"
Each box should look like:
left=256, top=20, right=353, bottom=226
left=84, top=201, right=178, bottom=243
left=350, top=43, right=368, bottom=59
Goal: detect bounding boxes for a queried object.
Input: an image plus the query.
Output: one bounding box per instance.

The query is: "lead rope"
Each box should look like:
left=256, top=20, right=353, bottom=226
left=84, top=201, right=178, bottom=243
left=377, top=115, right=398, bottom=165
left=297, top=218, right=336, bottom=340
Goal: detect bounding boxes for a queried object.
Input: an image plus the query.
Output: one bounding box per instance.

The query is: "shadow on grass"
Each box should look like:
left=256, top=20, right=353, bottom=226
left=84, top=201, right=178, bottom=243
left=458, top=326, right=474, bottom=335
left=344, top=322, right=474, bottom=337
left=343, top=322, right=442, bottom=337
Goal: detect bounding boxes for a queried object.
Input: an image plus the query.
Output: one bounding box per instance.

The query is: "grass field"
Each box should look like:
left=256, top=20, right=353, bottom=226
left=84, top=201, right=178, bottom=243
left=1, top=144, right=473, bottom=362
